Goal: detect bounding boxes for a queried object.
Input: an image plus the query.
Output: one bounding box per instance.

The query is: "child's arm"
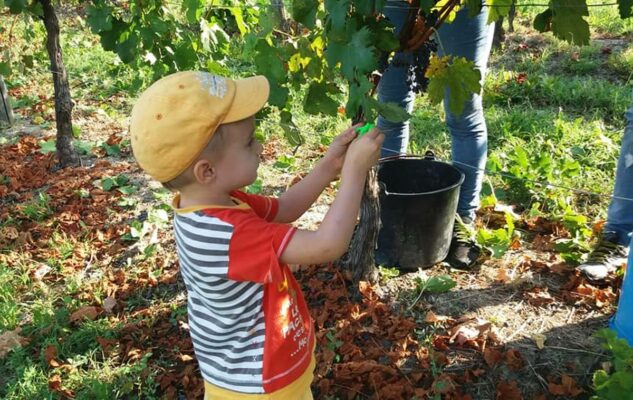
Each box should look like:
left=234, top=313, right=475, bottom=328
left=274, top=125, right=359, bottom=224
left=279, top=129, right=384, bottom=265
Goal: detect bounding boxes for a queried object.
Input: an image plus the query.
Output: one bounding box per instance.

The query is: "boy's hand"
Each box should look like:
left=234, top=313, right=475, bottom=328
left=343, top=128, right=384, bottom=176
left=322, top=124, right=361, bottom=174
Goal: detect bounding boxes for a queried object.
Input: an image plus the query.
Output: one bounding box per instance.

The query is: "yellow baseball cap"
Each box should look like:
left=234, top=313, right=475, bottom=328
left=130, top=71, right=270, bottom=182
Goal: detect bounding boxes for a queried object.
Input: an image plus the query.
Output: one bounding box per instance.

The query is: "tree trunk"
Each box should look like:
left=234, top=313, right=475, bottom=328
left=0, top=76, right=15, bottom=128
left=508, top=0, right=516, bottom=33
left=340, top=167, right=381, bottom=284
left=492, top=18, right=505, bottom=49
left=492, top=0, right=516, bottom=48
left=39, top=0, right=78, bottom=168
left=271, top=0, right=291, bottom=33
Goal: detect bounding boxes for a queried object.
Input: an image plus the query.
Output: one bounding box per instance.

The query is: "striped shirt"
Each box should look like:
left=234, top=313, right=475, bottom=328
left=173, top=191, right=315, bottom=394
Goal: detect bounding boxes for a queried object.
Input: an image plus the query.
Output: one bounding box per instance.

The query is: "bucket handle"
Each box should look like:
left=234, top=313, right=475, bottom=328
left=379, top=150, right=436, bottom=162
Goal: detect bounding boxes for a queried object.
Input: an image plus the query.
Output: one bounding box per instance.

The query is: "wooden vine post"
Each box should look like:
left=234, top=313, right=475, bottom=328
left=2, top=1, right=80, bottom=167
left=340, top=0, right=461, bottom=283
left=39, top=0, right=79, bottom=168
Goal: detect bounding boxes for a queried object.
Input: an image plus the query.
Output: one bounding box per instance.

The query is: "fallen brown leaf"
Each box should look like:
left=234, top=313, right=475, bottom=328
left=70, top=306, right=99, bottom=323
left=496, top=268, right=510, bottom=283
left=531, top=234, right=553, bottom=251
left=496, top=379, right=523, bottom=400
left=44, top=344, right=59, bottom=367
left=0, top=226, right=18, bottom=242
left=449, top=317, right=497, bottom=349
left=525, top=288, right=555, bottom=307
left=484, top=347, right=503, bottom=367
left=97, top=336, right=117, bottom=355
left=48, top=374, right=62, bottom=391
left=0, top=328, right=26, bottom=358
left=48, top=374, right=74, bottom=397
left=103, top=296, right=117, bottom=314
left=431, top=373, right=458, bottom=395
left=333, top=360, right=397, bottom=380
left=358, top=281, right=375, bottom=300
left=548, top=374, right=583, bottom=397
left=592, top=220, right=606, bottom=235
left=425, top=311, right=452, bottom=324
left=505, top=349, right=524, bottom=371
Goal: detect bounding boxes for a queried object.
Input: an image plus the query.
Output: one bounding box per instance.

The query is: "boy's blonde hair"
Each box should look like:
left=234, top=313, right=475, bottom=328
left=162, top=127, right=227, bottom=192
left=129, top=71, right=269, bottom=183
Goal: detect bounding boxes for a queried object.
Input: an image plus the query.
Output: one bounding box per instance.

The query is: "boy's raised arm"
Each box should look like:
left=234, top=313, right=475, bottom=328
left=274, top=126, right=358, bottom=224
left=279, top=129, right=384, bottom=265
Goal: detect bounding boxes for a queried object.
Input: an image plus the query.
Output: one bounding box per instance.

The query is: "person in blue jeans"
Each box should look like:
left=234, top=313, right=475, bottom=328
left=377, top=2, right=495, bottom=268
left=577, top=101, right=633, bottom=281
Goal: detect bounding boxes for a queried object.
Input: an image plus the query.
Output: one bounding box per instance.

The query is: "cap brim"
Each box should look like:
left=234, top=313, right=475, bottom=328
left=223, top=75, right=270, bottom=124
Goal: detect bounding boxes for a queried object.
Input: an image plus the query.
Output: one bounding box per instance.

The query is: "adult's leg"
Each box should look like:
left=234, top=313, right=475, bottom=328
left=605, top=105, right=633, bottom=244
left=376, top=1, right=415, bottom=157
left=436, top=7, right=495, bottom=223
left=578, top=102, right=633, bottom=281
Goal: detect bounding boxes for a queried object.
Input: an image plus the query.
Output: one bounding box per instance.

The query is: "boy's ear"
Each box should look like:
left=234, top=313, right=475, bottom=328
left=191, top=159, right=216, bottom=184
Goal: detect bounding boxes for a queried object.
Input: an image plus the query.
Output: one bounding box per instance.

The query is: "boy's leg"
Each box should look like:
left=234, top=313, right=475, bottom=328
left=578, top=103, right=633, bottom=281
left=436, top=5, right=495, bottom=268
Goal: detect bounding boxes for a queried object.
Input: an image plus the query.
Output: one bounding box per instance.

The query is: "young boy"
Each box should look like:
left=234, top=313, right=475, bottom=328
left=129, top=71, right=384, bottom=399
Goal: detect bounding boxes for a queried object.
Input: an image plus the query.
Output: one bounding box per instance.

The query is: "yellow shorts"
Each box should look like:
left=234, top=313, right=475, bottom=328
left=204, top=356, right=315, bottom=400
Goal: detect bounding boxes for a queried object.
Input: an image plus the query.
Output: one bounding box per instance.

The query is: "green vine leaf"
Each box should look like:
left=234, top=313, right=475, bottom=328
left=345, top=77, right=374, bottom=121
left=551, top=0, right=590, bottom=45
left=86, top=4, right=113, bottom=33
left=427, top=56, right=481, bottom=116
left=326, top=26, right=377, bottom=81
left=200, top=19, right=230, bottom=53
left=355, top=0, right=387, bottom=16
left=183, top=0, right=204, bottom=25
left=618, top=0, right=633, bottom=18
left=533, top=9, right=553, bottom=32
left=304, top=82, right=341, bottom=116
left=228, top=7, right=249, bottom=35
left=371, top=99, right=411, bottom=123
left=6, top=0, right=26, bottom=14
left=116, top=32, right=140, bottom=64
left=292, top=0, right=318, bottom=29
left=487, top=0, right=513, bottom=23
left=280, top=111, right=304, bottom=146
left=254, top=40, right=286, bottom=82
left=325, top=0, right=350, bottom=34
left=462, top=0, right=483, bottom=17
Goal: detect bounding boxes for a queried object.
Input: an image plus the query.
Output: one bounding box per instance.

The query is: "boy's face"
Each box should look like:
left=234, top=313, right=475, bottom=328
left=214, top=116, right=263, bottom=190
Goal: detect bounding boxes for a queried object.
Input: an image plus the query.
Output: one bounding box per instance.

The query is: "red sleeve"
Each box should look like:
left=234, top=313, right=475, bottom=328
left=231, top=191, right=279, bottom=221
left=209, top=208, right=295, bottom=284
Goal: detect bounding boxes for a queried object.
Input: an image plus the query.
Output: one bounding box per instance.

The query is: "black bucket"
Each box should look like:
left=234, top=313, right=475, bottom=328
left=376, top=153, right=465, bottom=271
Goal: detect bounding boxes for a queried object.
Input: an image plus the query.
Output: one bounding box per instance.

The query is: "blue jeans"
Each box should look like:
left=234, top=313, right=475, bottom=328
left=605, top=102, right=633, bottom=245
left=377, top=3, right=495, bottom=222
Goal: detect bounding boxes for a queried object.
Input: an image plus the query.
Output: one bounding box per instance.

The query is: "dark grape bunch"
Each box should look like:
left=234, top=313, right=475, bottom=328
left=379, top=11, right=439, bottom=94
left=405, top=39, right=437, bottom=93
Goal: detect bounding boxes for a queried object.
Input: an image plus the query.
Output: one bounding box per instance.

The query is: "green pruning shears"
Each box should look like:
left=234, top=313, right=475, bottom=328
left=355, top=122, right=375, bottom=138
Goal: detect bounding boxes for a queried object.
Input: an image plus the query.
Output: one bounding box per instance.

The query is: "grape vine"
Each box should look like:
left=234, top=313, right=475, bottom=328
left=3, top=0, right=631, bottom=146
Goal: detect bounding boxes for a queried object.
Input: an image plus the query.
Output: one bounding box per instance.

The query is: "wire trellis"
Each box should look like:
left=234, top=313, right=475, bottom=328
left=258, top=119, right=633, bottom=204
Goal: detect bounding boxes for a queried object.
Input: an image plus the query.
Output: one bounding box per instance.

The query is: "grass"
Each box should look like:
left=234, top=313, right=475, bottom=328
left=0, top=4, right=632, bottom=399
left=409, top=6, right=631, bottom=220
left=0, top=262, right=22, bottom=331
